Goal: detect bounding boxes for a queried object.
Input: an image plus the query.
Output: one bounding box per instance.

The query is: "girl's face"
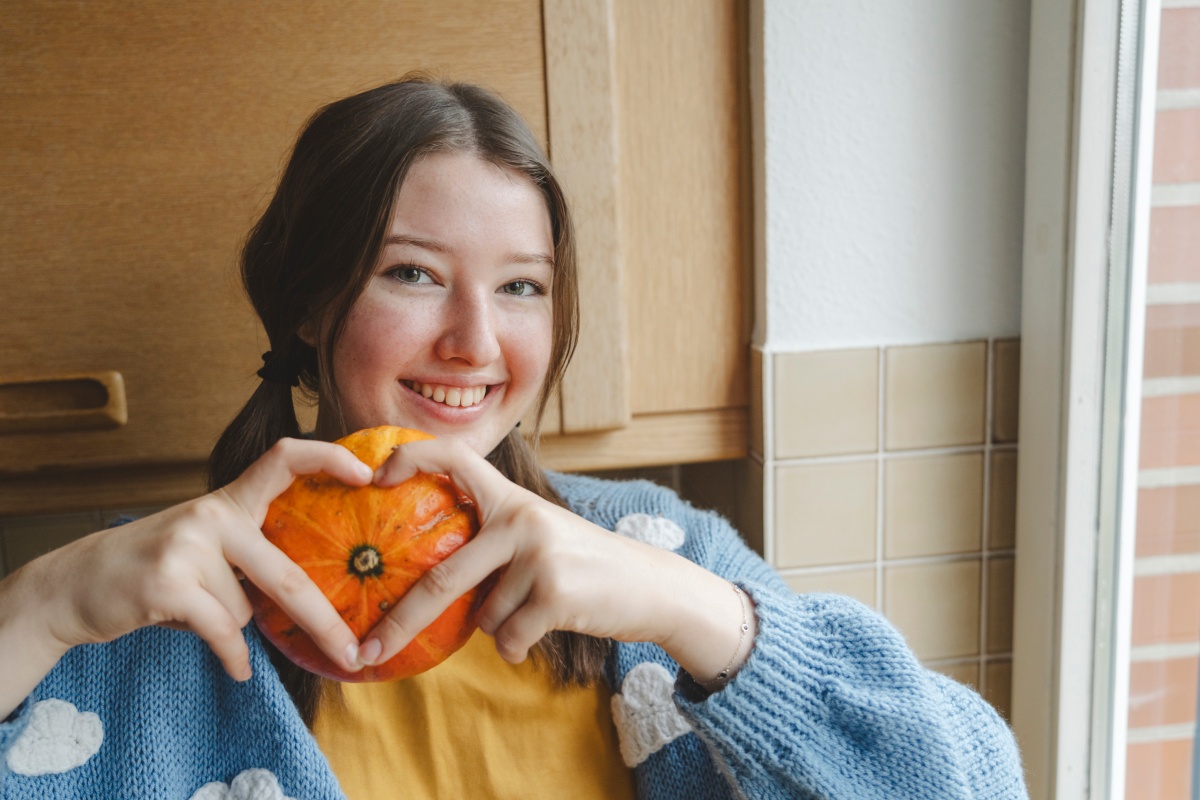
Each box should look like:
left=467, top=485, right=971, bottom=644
left=319, top=151, right=555, bottom=456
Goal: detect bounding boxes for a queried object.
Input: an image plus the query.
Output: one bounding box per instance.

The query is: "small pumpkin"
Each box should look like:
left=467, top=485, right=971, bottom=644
left=247, top=425, right=482, bottom=682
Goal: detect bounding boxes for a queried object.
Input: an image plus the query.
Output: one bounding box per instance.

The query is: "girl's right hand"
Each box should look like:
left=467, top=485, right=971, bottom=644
left=0, top=438, right=370, bottom=717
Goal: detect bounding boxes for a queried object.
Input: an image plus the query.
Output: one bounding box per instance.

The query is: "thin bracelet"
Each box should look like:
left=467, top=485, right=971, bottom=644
left=700, top=583, right=750, bottom=690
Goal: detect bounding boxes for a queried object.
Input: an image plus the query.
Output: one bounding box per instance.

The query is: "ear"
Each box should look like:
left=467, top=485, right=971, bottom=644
left=297, top=318, right=319, bottom=347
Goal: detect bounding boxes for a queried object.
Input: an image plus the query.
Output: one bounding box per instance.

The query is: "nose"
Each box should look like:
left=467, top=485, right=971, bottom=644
left=435, top=287, right=502, bottom=366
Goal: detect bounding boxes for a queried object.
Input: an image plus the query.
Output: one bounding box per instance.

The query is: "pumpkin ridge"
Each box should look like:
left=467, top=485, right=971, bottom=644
left=323, top=570, right=359, bottom=601
left=270, top=497, right=362, bottom=560
left=371, top=480, right=448, bottom=548
left=373, top=496, right=467, bottom=559
left=394, top=505, right=475, bottom=562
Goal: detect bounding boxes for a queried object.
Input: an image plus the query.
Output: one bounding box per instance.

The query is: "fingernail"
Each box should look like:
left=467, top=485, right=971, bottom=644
left=357, top=463, right=374, bottom=481
left=344, top=642, right=359, bottom=669
left=358, top=638, right=382, bottom=666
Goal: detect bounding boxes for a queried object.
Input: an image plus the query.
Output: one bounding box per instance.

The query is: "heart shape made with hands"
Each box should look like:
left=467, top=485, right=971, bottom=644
left=246, top=426, right=483, bottom=682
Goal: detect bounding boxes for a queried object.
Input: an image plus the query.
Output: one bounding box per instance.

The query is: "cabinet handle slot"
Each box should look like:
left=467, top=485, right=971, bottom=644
left=0, top=371, right=128, bottom=434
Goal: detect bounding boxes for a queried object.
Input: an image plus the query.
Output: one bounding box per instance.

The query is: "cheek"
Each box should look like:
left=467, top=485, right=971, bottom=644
left=506, top=313, right=553, bottom=391
left=335, top=299, right=417, bottom=379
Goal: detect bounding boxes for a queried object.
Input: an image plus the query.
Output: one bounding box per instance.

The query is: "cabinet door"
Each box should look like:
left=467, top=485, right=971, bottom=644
left=0, top=1, right=546, bottom=511
left=0, top=0, right=749, bottom=514
left=540, top=0, right=751, bottom=471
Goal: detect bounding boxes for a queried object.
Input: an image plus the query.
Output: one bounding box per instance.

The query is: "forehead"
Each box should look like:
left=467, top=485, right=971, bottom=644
left=388, top=152, right=552, bottom=248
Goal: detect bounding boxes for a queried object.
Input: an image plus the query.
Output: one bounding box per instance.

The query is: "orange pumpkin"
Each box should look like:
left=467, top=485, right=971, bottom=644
left=247, top=425, right=482, bottom=682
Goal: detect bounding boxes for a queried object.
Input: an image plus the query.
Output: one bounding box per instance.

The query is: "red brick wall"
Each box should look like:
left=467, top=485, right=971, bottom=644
left=1126, top=6, right=1200, bottom=797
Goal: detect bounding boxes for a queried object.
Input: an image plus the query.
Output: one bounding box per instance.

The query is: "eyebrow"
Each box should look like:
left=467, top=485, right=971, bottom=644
left=383, top=234, right=554, bottom=267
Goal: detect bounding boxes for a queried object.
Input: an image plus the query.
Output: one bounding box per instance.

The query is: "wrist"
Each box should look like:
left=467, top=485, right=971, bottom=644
left=0, top=561, right=73, bottom=719
left=1, top=555, right=75, bottom=660
left=655, top=560, right=757, bottom=689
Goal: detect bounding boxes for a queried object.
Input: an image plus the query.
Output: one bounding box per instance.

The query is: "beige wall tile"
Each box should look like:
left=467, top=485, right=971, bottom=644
left=984, top=659, right=1013, bottom=720
left=885, top=341, right=987, bottom=450
left=992, top=339, right=1020, bottom=443
left=784, top=568, right=877, bottom=609
left=988, top=450, right=1018, bottom=550
left=774, top=349, right=879, bottom=458
left=750, top=347, right=764, bottom=459
left=933, top=660, right=980, bottom=690
left=775, top=460, right=877, bottom=569
left=884, top=453, right=983, bottom=558
left=884, top=560, right=981, bottom=660
left=987, top=557, right=1015, bottom=654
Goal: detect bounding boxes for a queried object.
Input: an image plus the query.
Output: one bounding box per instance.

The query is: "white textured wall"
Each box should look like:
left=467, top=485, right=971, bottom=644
left=758, top=0, right=1030, bottom=350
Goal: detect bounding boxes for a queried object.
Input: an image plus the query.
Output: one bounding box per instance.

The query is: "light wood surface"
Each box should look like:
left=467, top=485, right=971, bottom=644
left=0, top=371, right=127, bottom=434
left=0, top=409, right=747, bottom=516
left=614, top=0, right=750, bottom=414
left=0, top=0, right=751, bottom=515
left=0, top=0, right=547, bottom=475
left=0, top=463, right=209, bottom=518
left=538, top=408, right=748, bottom=471
left=544, top=0, right=631, bottom=433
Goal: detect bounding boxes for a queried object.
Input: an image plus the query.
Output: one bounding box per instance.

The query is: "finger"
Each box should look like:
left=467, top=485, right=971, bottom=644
left=226, top=534, right=361, bottom=673
left=174, top=587, right=254, bottom=681
left=475, top=569, right=533, bottom=638
left=492, top=603, right=553, bottom=665
left=372, top=438, right=516, bottom=515
left=197, top=559, right=254, bottom=629
left=223, top=438, right=375, bottom=522
left=361, top=532, right=515, bottom=664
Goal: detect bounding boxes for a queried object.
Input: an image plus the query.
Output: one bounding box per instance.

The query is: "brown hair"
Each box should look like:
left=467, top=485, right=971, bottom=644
left=207, top=76, right=608, bottom=725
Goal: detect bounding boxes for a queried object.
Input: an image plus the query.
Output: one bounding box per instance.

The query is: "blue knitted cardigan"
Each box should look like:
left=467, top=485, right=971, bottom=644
left=1, top=473, right=1028, bottom=799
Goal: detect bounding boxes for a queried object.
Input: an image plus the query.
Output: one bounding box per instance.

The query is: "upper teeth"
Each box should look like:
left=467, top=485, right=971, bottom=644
left=408, top=382, right=488, bottom=408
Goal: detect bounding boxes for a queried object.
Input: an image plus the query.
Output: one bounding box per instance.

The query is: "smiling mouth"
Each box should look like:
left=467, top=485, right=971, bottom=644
left=403, top=381, right=489, bottom=408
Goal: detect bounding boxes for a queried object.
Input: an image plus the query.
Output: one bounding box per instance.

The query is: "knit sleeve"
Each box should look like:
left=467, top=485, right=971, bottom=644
left=0, top=697, right=32, bottom=787
left=674, top=509, right=1028, bottom=800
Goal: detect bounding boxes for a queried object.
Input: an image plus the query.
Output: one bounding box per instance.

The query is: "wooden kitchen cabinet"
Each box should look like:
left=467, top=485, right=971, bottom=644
left=0, top=0, right=750, bottom=516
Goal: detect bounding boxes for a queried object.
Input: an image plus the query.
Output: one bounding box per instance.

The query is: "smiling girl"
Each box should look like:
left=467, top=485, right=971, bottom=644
left=0, top=78, right=1027, bottom=799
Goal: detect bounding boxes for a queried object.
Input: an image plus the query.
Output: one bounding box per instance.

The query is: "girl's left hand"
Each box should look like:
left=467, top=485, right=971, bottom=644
left=362, top=437, right=752, bottom=683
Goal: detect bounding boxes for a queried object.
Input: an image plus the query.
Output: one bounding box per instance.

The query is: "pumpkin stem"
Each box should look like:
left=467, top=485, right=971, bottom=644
left=348, top=544, right=384, bottom=579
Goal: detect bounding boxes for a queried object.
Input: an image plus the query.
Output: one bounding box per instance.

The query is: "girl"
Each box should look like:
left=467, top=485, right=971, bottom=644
left=0, top=77, right=1028, bottom=799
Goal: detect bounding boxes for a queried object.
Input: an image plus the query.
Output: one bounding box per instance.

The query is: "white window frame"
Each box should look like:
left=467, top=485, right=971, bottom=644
left=1011, top=0, right=1160, bottom=796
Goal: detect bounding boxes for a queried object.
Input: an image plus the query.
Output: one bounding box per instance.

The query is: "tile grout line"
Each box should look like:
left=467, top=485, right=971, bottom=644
left=1125, top=722, right=1197, bottom=744
left=979, top=339, right=996, bottom=694
left=1157, top=87, right=1200, bottom=110
left=1139, top=465, right=1200, bottom=488
left=876, top=347, right=886, bottom=613
left=1130, top=641, right=1200, bottom=661
left=777, top=548, right=1017, bottom=577
left=1142, top=376, right=1200, bottom=397
left=774, top=442, right=1015, bottom=469
left=763, top=348, right=776, bottom=570
left=1151, top=182, right=1200, bottom=207
left=1133, top=551, right=1200, bottom=575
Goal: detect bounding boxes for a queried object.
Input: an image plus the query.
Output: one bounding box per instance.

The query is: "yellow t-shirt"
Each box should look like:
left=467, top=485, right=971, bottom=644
left=313, top=631, right=637, bottom=800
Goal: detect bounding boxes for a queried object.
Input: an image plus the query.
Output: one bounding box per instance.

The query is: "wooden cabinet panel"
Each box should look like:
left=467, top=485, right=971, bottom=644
left=0, top=0, right=547, bottom=476
left=614, top=0, right=750, bottom=415
left=0, top=0, right=749, bottom=514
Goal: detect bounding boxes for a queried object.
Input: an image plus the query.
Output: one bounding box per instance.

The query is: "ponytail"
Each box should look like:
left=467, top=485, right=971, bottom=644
left=207, top=346, right=313, bottom=492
